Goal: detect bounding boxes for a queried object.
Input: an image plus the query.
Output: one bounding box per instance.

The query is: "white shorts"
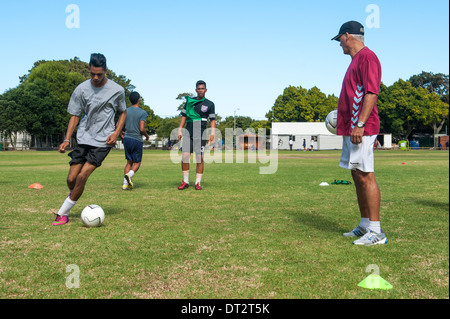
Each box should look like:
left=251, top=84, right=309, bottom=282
left=339, top=135, right=377, bottom=173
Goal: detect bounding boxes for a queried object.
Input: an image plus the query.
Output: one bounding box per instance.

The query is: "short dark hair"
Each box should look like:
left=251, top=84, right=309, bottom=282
left=89, top=53, right=107, bottom=70
left=129, top=91, right=140, bottom=105
left=196, top=80, right=207, bottom=89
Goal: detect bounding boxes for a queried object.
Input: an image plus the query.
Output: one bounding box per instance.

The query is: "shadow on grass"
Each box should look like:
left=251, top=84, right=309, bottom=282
left=414, top=199, right=449, bottom=212
left=290, top=211, right=348, bottom=235
left=70, top=206, right=123, bottom=218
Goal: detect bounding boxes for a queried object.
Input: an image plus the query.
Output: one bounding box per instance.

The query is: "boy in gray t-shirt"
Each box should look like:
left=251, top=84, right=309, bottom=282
left=67, top=79, right=127, bottom=147
left=121, top=91, right=149, bottom=190
left=52, top=53, right=127, bottom=226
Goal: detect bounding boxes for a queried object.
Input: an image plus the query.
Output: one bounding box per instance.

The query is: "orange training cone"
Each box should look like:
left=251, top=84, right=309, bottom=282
left=28, top=183, right=43, bottom=189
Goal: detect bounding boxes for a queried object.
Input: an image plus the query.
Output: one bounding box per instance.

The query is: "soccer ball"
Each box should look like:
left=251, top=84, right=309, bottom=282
left=325, top=109, right=338, bottom=135
left=81, top=204, right=105, bottom=227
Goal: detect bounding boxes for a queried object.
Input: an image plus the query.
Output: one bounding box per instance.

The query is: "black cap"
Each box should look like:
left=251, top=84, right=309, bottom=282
left=331, top=21, right=364, bottom=41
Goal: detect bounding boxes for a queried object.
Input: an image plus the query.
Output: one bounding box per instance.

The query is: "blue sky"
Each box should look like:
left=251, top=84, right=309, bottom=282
left=0, top=0, right=448, bottom=120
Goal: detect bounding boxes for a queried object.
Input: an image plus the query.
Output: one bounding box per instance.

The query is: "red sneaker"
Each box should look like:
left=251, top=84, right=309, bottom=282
left=178, top=181, right=189, bottom=190
left=195, top=183, right=203, bottom=190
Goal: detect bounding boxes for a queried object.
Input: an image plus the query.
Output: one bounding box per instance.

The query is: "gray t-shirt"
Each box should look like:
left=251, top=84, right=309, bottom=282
left=68, top=79, right=126, bottom=147
left=124, top=106, right=148, bottom=142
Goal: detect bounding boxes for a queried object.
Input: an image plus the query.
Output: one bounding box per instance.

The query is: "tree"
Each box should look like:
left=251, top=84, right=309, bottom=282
left=422, top=92, right=449, bottom=136
left=176, top=92, right=194, bottom=111
left=156, top=116, right=182, bottom=139
left=0, top=98, right=27, bottom=149
left=409, top=71, right=449, bottom=135
left=2, top=58, right=160, bottom=144
left=409, top=71, right=449, bottom=104
left=377, top=79, right=447, bottom=139
left=267, top=86, right=338, bottom=122
left=216, top=115, right=253, bottom=138
left=2, top=79, right=64, bottom=140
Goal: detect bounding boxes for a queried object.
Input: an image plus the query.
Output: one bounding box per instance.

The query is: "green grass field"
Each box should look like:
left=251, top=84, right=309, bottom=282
left=0, top=149, right=448, bottom=299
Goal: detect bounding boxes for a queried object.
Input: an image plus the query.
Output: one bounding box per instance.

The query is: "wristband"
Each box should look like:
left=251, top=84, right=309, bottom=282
left=64, top=140, right=70, bottom=142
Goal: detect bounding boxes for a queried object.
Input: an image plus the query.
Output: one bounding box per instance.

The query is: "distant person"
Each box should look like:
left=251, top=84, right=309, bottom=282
left=446, top=141, right=449, bottom=150
left=177, top=80, right=216, bottom=190
left=53, top=53, right=127, bottom=226
left=310, top=138, right=314, bottom=151
left=303, top=139, right=306, bottom=151
left=332, top=21, right=387, bottom=245
left=289, top=138, right=293, bottom=151
left=121, top=91, right=149, bottom=190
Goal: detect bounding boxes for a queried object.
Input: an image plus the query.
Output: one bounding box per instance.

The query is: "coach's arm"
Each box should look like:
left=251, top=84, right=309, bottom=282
left=350, top=93, right=377, bottom=145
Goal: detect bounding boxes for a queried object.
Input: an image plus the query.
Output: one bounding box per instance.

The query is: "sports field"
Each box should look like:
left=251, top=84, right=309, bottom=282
left=0, top=149, right=448, bottom=299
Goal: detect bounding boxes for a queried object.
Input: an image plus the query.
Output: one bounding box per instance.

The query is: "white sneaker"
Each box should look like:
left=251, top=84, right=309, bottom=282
left=343, top=225, right=367, bottom=237
left=353, top=229, right=388, bottom=246
left=122, top=184, right=128, bottom=190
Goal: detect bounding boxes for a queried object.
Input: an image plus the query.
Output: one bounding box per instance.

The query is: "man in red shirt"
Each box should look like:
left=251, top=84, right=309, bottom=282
left=332, top=21, right=388, bottom=245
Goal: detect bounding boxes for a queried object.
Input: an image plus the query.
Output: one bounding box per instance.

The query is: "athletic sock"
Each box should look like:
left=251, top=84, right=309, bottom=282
left=128, top=170, right=135, bottom=178
left=368, top=221, right=381, bottom=234
left=58, top=197, right=77, bottom=217
left=123, top=177, right=128, bottom=185
left=183, top=170, right=189, bottom=184
left=359, top=218, right=370, bottom=230
left=196, top=174, right=203, bottom=185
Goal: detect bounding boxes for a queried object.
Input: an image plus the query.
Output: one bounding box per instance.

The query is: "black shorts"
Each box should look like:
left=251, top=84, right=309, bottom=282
left=182, top=121, right=207, bottom=155
left=68, top=144, right=111, bottom=167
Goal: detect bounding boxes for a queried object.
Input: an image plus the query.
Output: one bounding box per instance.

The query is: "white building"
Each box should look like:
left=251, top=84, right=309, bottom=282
left=271, top=122, right=392, bottom=151
left=271, top=122, right=342, bottom=150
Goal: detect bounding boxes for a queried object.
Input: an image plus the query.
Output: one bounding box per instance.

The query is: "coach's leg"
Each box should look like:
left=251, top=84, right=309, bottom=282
left=352, top=169, right=381, bottom=231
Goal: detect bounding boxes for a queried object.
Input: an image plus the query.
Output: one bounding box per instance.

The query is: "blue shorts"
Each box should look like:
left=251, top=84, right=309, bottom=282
left=123, top=137, right=143, bottom=163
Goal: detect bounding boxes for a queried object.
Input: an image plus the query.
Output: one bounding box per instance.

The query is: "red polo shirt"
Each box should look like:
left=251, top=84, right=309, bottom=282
left=336, top=47, right=382, bottom=136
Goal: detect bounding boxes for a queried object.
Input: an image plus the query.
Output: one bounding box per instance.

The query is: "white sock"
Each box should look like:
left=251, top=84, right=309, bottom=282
left=123, top=177, right=128, bottom=185
left=359, top=218, right=370, bottom=229
left=368, top=221, right=381, bottom=233
left=127, top=170, right=135, bottom=178
left=183, top=171, right=189, bottom=184
left=196, top=173, right=203, bottom=185
left=58, top=197, right=77, bottom=217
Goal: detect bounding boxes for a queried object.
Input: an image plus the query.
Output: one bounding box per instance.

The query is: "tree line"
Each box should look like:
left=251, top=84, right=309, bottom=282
left=0, top=58, right=448, bottom=149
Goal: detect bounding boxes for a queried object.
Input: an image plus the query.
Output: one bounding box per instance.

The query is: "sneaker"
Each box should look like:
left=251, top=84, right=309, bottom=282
left=195, top=183, right=203, bottom=190
left=52, top=215, right=69, bottom=226
left=122, top=184, right=128, bottom=190
left=125, top=173, right=133, bottom=190
left=353, top=229, right=388, bottom=246
left=343, top=225, right=368, bottom=237
left=178, top=181, right=189, bottom=190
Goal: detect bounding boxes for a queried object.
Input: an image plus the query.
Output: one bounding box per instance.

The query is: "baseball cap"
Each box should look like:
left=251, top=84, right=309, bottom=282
left=331, top=21, right=364, bottom=41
